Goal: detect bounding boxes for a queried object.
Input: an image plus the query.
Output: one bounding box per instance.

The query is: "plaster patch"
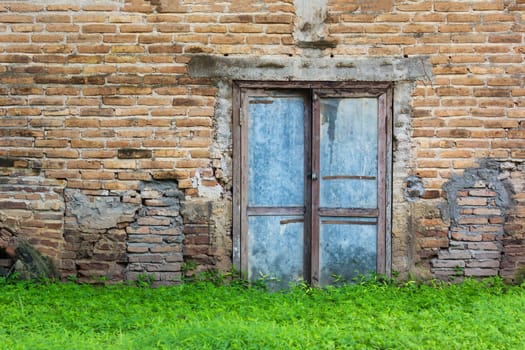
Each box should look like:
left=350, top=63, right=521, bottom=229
left=65, top=189, right=140, bottom=231
left=442, top=160, right=512, bottom=226
left=294, top=0, right=328, bottom=43
left=194, top=170, right=223, bottom=199
left=404, top=176, right=425, bottom=202
left=189, top=55, right=433, bottom=82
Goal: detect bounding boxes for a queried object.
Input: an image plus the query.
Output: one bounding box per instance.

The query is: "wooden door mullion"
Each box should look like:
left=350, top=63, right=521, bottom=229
left=304, top=91, right=313, bottom=285
left=311, top=92, right=321, bottom=286
left=239, top=90, right=250, bottom=275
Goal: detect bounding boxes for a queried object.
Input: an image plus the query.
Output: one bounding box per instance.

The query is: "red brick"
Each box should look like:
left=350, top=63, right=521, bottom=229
left=82, top=24, right=116, bottom=33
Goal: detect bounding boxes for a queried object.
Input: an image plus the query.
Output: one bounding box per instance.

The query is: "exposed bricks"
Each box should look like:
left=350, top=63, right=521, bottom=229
left=432, top=162, right=522, bottom=281
left=125, top=181, right=185, bottom=285
left=0, top=168, right=66, bottom=265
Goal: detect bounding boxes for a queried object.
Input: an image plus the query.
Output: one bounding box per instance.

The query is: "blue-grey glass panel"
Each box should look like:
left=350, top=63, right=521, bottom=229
left=319, top=217, right=377, bottom=286
left=320, top=98, right=378, bottom=209
left=248, top=96, right=305, bottom=207
left=248, top=215, right=304, bottom=289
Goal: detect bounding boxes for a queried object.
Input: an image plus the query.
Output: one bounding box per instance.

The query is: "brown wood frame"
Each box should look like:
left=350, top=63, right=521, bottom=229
left=233, top=81, right=392, bottom=285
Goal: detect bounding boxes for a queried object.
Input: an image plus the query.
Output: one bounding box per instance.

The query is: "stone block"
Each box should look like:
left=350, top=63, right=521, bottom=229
left=457, top=197, right=487, bottom=206
left=432, top=268, right=459, bottom=279
left=127, top=246, right=149, bottom=253
left=469, top=189, right=497, bottom=197
left=431, top=259, right=465, bottom=268
left=451, top=232, right=482, bottom=242
left=145, top=263, right=181, bottom=272
left=137, top=217, right=171, bottom=226
left=184, top=235, right=210, bottom=245
left=165, top=253, right=183, bottom=262
left=184, top=245, right=209, bottom=256
left=419, top=238, right=449, bottom=248
left=467, top=242, right=500, bottom=250
left=181, top=199, right=211, bottom=225
left=150, top=245, right=179, bottom=253
left=144, top=198, right=179, bottom=207
left=466, top=259, right=500, bottom=268
left=438, top=250, right=471, bottom=260
left=0, top=258, right=13, bottom=267
left=163, top=236, right=184, bottom=244
left=127, top=235, right=163, bottom=244
left=126, top=226, right=150, bottom=234
left=183, top=225, right=209, bottom=234
left=503, top=245, right=525, bottom=256
left=458, top=216, right=489, bottom=225
left=140, top=190, right=162, bottom=199
left=157, top=272, right=182, bottom=282
left=469, top=225, right=504, bottom=234
left=471, top=251, right=502, bottom=259
left=77, top=262, right=110, bottom=271
left=128, top=254, right=164, bottom=263
left=152, top=170, right=188, bottom=180
left=450, top=241, right=468, bottom=249
left=464, top=268, right=498, bottom=277
left=145, top=208, right=180, bottom=217
left=150, top=227, right=182, bottom=235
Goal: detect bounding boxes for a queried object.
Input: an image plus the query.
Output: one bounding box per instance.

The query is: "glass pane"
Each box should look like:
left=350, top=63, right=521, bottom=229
left=248, top=95, right=305, bottom=207
left=320, top=98, right=378, bottom=209
left=248, top=215, right=304, bottom=289
left=319, top=217, right=377, bottom=286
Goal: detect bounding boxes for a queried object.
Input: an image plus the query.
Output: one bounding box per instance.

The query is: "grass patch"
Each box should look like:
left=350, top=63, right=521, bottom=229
left=0, top=277, right=523, bottom=349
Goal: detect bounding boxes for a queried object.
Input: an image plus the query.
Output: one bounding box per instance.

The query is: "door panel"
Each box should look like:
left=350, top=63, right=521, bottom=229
left=245, top=92, right=307, bottom=287
left=319, top=98, right=378, bottom=209
left=319, top=218, right=377, bottom=286
left=248, top=95, right=305, bottom=207
left=248, top=215, right=304, bottom=289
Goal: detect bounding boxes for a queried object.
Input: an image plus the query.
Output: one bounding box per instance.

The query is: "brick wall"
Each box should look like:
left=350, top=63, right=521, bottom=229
left=0, top=0, right=523, bottom=283
left=0, top=165, right=65, bottom=255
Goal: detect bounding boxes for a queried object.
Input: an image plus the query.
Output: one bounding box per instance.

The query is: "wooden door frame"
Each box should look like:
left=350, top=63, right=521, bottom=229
left=232, top=81, right=392, bottom=284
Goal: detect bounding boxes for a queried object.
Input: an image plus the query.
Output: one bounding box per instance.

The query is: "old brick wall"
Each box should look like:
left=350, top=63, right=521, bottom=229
left=0, top=165, right=65, bottom=259
left=0, top=0, right=523, bottom=283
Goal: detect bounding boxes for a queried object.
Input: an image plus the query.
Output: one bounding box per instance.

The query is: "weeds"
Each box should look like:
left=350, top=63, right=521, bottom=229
left=0, top=275, right=523, bottom=349
left=514, top=266, right=525, bottom=286
left=134, top=273, right=155, bottom=288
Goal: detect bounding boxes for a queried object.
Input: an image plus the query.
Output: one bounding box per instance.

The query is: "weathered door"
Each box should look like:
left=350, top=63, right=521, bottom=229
left=242, top=91, right=308, bottom=289
left=315, top=93, right=387, bottom=286
left=235, top=84, right=390, bottom=287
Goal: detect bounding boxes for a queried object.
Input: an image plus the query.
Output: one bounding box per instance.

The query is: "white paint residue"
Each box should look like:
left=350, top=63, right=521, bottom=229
left=194, top=170, right=223, bottom=199
left=293, top=0, right=328, bottom=42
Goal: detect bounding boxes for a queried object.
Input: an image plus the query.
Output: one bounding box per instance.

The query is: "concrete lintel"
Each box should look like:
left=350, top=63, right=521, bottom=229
left=188, top=55, right=433, bottom=82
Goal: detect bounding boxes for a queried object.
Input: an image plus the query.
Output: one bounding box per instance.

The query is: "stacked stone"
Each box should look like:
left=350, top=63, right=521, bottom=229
left=0, top=165, right=65, bottom=259
left=0, top=225, right=14, bottom=275
left=62, top=189, right=135, bottom=282
left=432, top=181, right=504, bottom=280
left=0, top=256, right=12, bottom=275
left=126, top=182, right=184, bottom=285
left=501, top=165, right=525, bottom=282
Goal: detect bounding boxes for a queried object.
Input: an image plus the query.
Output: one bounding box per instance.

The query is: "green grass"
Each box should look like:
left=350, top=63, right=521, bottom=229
left=0, top=277, right=524, bottom=349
